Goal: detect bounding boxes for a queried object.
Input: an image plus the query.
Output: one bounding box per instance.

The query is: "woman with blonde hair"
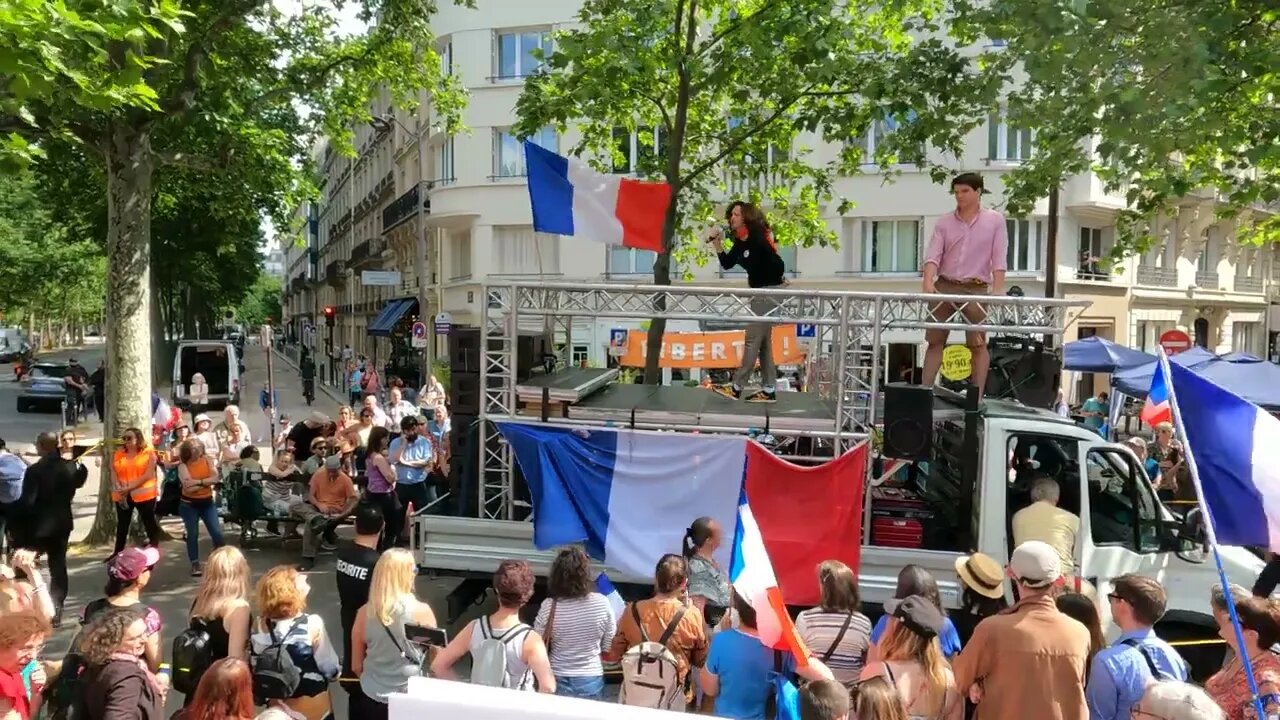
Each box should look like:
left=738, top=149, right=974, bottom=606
left=853, top=676, right=910, bottom=720
left=859, top=596, right=961, bottom=720
left=796, top=559, right=873, bottom=687
left=176, top=547, right=252, bottom=704
left=250, top=566, right=339, bottom=720
left=351, top=549, right=438, bottom=719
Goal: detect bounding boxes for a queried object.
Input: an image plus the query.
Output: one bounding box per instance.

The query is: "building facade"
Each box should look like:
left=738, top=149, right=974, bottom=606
left=283, top=0, right=1277, bottom=399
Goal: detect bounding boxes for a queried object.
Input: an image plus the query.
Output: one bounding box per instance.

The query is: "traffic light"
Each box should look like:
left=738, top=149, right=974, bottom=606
left=323, top=306, right=336, bottom=327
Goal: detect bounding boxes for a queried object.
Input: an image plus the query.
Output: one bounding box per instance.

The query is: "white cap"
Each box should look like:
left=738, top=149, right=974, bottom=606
left=1009, top=540, right=1061, bottom=588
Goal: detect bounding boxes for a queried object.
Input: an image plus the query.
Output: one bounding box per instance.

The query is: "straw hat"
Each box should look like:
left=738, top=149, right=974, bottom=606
left=954, top=552, right=1006, bottom=599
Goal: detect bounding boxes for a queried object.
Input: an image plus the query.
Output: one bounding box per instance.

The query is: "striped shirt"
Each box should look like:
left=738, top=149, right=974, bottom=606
left=533, top=593, right=616, bottom=678
left=795, top=608, right=873, bottom=685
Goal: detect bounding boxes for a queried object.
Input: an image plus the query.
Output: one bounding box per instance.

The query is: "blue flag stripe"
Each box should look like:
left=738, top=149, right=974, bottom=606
left=524, top=142, right=576, bottom=236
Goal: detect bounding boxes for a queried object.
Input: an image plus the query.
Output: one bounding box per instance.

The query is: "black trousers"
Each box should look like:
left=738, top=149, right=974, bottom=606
left=18, top=535, right=69, bottom=620
left=114, top=497, right=163, bottom=553
left=349, top=692, right=388, bottom=720
left=94, top=392, right=105, bottom=421
left=1254, top=558, right=1280, bottom=597
left=367, top=491, right=402, bottom=552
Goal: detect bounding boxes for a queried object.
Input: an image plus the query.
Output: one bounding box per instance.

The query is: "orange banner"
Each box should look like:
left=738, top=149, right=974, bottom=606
left=617, top=326, right=806, bottom=369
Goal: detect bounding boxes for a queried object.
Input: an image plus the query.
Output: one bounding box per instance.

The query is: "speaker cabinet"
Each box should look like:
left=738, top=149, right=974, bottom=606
left=883, top=383, right=934, bottom=461
left=448, top=328, right=553, bottom=380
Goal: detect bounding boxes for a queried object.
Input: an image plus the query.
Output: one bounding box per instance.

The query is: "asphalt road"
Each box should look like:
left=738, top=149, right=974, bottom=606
left=0, top=343, right=105, bottom=449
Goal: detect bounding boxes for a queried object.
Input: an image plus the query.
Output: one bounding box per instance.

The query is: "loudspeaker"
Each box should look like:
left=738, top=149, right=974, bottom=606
left=883, top=383, right=934, bottom=461
left=448, top=328, right=553, bottom=380
left=449, top=372, right=481, bottom=417
left=985, top=338, right=1061, bottom=409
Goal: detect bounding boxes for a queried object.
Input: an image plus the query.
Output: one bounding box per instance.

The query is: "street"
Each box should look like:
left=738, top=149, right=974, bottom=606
left=0, top=343, right=105, bottom=449
left=23, top=340, right=479, bottom=719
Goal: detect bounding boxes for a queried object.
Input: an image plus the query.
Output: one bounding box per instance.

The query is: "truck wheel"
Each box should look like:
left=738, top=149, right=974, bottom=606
left=1158, top=621, right=1226, bottom=683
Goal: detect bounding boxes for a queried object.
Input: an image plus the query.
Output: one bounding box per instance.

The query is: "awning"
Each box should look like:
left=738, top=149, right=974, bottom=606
left=367, top=297, right=417, bottom=337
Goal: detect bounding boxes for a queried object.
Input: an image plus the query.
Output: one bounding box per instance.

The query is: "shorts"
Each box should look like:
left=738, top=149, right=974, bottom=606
left=928, top=278, right=990, bottom=346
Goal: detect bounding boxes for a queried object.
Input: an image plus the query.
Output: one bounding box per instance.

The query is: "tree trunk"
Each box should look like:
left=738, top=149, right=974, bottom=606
left=642, top=198, right=680, bottom=384
left=150, top=270, right=166, bottom=384
left=84, top=123, right=155, bottom=546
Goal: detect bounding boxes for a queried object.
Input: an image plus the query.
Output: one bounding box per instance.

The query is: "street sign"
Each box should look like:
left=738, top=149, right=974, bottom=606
left=410, top=321, right=428, bottom=348
left=1159, top=329, right=1193, bottom=355
left=260, top=324, right=273, bottom=348
left=434, top=311, right=453, bottom=336
left=361, top=270, right=402, bottom=286
left=796, top=323, right=816, bottom=338
left=609, top=328, right=628, bottom=357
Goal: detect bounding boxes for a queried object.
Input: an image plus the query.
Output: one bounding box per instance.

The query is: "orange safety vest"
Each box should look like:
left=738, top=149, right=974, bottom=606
left=182, top=456, right=217, bottom=502
left=112, top=448, right=158, bottom=503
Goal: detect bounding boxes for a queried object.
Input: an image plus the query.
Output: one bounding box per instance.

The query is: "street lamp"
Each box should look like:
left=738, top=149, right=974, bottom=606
left=371, top=113, right=432, bottom=385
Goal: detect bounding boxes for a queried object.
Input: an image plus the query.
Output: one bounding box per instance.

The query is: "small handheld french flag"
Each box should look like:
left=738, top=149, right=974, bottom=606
left=1141, top=355, right=1173, bottom=427
left=525, top=141, right=670, bottom=254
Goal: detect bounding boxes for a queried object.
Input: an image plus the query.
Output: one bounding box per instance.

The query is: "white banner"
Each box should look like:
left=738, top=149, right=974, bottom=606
left=391, top=677, right=686, bottom=720
left=362, top=270, right=402, bottom=286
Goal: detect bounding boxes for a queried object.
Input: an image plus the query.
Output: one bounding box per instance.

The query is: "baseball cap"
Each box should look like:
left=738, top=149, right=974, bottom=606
left=1009, top=540, right=1061, bottom=588
left=882, top=595, right=944, bottom=639
left=324, top=455, right=342, bottom=471
left=108, top=546, right=161, bottom=582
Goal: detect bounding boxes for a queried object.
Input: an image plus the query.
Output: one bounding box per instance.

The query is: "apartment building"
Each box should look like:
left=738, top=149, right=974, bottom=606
left=284, top=0, right=1276, bottom=396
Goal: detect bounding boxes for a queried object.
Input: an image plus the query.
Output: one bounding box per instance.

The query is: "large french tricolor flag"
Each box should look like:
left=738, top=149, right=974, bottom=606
left=1162, top=359, right=1280, bottom=550
left=1140, top=354, right=1173, bottom=427
left=496, top=423, right=867, bottom=665
left=524, top=141, right=670, bottom=254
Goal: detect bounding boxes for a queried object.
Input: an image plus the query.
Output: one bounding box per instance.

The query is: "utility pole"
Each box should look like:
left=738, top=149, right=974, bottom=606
left=414, top=127, right=431, bottom=386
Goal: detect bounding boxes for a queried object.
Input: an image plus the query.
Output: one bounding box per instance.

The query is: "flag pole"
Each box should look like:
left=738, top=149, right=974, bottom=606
left=1159, top=349, right=1266, bottom=719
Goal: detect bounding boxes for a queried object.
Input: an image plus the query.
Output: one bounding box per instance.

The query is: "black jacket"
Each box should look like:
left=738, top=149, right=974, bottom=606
left=83, top=659, right=163, bottom=720
left=717, top=226, right=786, bottom=288
left=13, top=452, right=88, bottom=543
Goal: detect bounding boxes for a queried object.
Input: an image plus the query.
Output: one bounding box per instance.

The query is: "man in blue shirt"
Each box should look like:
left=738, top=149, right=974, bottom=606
left=388, top=416, right=434, bottom=543
left=1087, top=573, right=1188, bottom=720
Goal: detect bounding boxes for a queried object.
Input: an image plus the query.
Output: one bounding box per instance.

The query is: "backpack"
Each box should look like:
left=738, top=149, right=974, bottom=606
left=618, top=602, right=688, bottom=709
left=0, top=452, right=25, bottom=504
left=470, top=615, right=531, bottom=689
left=171, top=620, right=215, bottom=695
left=252, top=619, right=304, bottom=701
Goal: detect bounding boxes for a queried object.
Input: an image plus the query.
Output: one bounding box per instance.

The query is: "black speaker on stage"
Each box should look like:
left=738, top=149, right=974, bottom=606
left=985, top=337, right=1061, bottom=408
left=883, top=383, right=934, bottom=461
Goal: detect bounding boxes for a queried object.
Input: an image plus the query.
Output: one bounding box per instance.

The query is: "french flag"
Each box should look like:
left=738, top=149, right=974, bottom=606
left=595, top=573, right=625, bottom=622
left=1141, top=354, right=1173, bottom=427
left=496, top=423, right=867, bottom=666
left=1164, top=358, right=1280, bottom=550
left=524, top=141, right=670, bottom=254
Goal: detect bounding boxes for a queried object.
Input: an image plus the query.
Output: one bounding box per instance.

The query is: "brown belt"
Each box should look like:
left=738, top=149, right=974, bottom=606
left=940, top=277, right=989, bottom=287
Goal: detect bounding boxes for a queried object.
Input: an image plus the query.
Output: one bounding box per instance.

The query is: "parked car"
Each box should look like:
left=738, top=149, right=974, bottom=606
left=17, top=361, right=68, bottom=413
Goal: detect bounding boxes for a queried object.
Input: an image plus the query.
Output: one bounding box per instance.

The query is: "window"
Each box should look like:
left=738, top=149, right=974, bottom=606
left=988, top=111, right=1035, bottom=161
left=612, top=126, right=667, bottom=174
left=721, top=244, right=799, bottom=276
left=493, top=226, right=560, bottom=275
left=493, top=127, right=556, bottom=177
left=1198, top=228, right=1219, bottom=272
left=435, top=138, right=454, bottom=182
left=449, top=231, right=472, bottom=279
left=1078, top=227, right=1106, bottom=279
left=439, top=41, right=453, bottom=75
left=858, top=113, right=920, bottom=163
left=1087, top=447, right=1161, bottom=554
left=1234, top=322, right=1261, bottom=355
left=862, top=220, right=920, bottom=273
left=1005, top=219, right=1043, bottom=272
left=1134, top=320, right=1175, bottom=353
left=496, top=30, right=552, bottom=79
left=608, top=247, right=656, bottom=276
left=571, top=344, right=589, bottom=367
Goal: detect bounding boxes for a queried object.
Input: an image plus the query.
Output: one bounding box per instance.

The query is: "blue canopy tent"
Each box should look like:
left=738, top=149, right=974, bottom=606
left=1112, top=346, right=1280, bottom=409
left=1063, top=336, right=1157, bottom=373
left=1220, top=351, right=1262, bottom=362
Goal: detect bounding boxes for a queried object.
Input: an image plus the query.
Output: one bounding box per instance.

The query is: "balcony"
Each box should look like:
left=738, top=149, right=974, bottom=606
left=325, top=261, right=345, bottom=287
left=1194, top=270, right=1221, bottom=290
left=1136, top=265, right=1178, bottom=288
left=382, top=182, right=431, bottom=234
left=1235, top=275, right=1264, bottom=294
left=1074, top=261, right=1113, bottom=282
left=347, top=238, right=386, bottom=269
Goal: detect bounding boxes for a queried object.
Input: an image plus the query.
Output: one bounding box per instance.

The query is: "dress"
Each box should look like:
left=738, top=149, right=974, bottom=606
left=1206, top=652, right=1280, bottom=720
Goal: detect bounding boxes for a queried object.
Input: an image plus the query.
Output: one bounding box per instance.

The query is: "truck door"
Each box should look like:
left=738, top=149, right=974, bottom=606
left=1077, top=441, right=1169, bottom=627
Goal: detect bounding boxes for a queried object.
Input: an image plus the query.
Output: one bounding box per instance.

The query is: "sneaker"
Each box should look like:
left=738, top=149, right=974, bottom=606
left=190, top=562, right=203, bottom=578
left=319, top=540, right=338, bottom=553
left=710, top=384, right=740, bottom=400
left=745, top=389, right=777, bottom=404
left=298, top=558, right=316, bottom=572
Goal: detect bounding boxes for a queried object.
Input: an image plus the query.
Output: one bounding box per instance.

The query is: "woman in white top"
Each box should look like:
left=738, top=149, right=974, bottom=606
left=189, top=373, right=209, bottom=410
left=351, top=549, right=438, bottom=719
left=532, top=547, right=615, bottom=699
left=220, top=422, right=251, bottom=475
left=431, top=559, right=554, bottom=693
left=193, top=414, right=221, bottom=466
left=859, top=596, right=961, bottom=720
left=417, top=375, right=445, bottom=411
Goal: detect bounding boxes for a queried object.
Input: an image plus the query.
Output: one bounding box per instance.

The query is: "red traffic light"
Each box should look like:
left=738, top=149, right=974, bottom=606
left=323, top=306, right=336, bottom=317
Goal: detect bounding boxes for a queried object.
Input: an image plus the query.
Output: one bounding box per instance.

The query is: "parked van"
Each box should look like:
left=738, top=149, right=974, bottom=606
left=172, top=340, right=241, bottom=410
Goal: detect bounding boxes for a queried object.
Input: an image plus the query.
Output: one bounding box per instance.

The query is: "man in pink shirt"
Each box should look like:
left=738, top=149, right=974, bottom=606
left=920, top=173, right=1008, bottom=396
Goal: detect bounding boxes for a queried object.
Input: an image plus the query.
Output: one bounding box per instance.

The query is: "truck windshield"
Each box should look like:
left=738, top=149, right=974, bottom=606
left=1086, top=447, right=1161, bottom=553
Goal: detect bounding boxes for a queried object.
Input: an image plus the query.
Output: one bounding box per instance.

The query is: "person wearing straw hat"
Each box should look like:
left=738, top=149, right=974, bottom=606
left=951, top=553, right=1008, bottom=646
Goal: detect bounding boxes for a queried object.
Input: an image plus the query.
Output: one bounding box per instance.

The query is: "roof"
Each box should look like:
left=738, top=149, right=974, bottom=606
left=980, top=398, right=1078, bottom=426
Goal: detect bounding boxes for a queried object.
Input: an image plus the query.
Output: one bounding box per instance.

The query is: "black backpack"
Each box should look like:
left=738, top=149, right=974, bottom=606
left=171, top=621, right=214, bottom=696
left=252, top=619, right=303, bottom=701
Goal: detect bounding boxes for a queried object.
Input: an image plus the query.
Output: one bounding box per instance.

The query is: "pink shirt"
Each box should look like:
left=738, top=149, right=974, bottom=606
left=923, top=207, right=1008, bottom=284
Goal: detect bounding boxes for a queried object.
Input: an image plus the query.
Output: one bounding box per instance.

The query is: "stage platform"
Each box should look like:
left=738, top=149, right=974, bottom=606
left=516, top=367, right=618, bottom=403
left=566, top=382, right=838, bottom=432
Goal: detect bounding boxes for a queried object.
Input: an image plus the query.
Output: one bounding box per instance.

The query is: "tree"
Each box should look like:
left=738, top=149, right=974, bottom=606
left=236, top=273, right=284, bottom=328
left=2, top=0, right=471, bottom=544
left=515, top=0, right=994, bottom=382
left=949, top=0, right=1280, bottom=255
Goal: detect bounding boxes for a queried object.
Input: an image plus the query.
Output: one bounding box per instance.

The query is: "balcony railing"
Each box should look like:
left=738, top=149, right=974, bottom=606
left=1194, top=270, right=1221, bottom=289
left=1136, top=265, right=1179, bottom=288
left=347, top=238, right=386, bottom=269
left=325, top=261, right=345, bottom=287
left=1235, top=275, right=1264, bottom=294
left=382, top=182, right=431, bottom=234
left=1074, top=263, right=1113, bottom=281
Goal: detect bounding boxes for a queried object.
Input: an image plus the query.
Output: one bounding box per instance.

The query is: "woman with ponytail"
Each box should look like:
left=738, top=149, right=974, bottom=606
left=683, top=517, right=730, bottom=631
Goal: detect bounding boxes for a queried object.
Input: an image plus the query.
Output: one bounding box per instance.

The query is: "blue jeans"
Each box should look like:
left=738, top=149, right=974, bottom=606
left=554, top=674, right=604, bottom=700
left=178, top=499, right=225, bottom=563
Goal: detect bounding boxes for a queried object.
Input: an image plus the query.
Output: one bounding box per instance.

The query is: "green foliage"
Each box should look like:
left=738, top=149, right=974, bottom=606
left=951, top=0, right=1280, bottom=256
left=236, top=272, right=284, bottom=328
left=514, top=0, right=992, bottom=278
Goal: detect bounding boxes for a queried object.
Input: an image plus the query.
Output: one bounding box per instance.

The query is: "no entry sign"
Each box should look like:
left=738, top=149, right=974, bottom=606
left=1159, top=329, right=1193, bottom=355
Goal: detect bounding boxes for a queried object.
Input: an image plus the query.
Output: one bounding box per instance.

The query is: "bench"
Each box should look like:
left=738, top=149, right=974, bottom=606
left=219, top=468, right=362, bottom=547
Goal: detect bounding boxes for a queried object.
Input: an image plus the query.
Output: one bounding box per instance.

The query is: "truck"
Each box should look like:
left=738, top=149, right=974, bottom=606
left=411, top=281, right=1258, bottom=680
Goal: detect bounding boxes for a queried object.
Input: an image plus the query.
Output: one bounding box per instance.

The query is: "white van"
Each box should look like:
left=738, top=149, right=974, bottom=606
left=172, top=340, right=242, bottom=410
